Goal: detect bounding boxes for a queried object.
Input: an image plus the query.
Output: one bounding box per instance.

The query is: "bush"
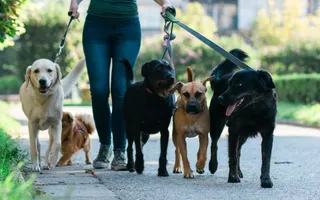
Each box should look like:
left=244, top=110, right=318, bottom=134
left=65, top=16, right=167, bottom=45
left=274, top=74, right=320, bottom=104
left=0, top=0, right=27, bottom=49
left=136, top=3, right=259, bottom=81
left=261, top=40, right=320, bottom=74
left=0, top=75, right=22, bottom=94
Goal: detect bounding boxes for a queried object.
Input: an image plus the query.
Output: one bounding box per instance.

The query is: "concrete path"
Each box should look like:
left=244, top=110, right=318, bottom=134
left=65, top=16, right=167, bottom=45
left=9, top=106, right=320, bottom=200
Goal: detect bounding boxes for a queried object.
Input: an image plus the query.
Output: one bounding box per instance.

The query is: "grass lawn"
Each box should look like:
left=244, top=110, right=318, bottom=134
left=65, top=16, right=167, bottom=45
left=277, top=101, right=320, bottom=127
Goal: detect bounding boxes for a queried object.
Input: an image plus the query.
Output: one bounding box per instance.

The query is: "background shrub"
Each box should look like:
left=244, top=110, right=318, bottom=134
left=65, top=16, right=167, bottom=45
left=0, top=76, right=22, bottom=94
left=261, top=40, right=320, bottom=74
left=274, top=74, right=320, bottom=104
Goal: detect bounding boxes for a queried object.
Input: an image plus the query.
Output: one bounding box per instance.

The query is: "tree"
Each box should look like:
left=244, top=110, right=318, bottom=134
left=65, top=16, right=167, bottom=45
left=0, top=0, right=27, bottom=50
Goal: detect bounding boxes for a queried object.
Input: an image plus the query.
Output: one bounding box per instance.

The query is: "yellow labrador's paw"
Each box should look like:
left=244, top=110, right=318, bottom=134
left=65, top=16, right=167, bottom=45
left=32, top=163, right=41, bottom=172
left=183, top=169, right=194, bottom=179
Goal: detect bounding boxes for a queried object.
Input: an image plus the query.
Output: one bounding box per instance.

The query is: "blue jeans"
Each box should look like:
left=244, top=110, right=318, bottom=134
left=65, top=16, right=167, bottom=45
left=83, top=14, right=141, bottom=151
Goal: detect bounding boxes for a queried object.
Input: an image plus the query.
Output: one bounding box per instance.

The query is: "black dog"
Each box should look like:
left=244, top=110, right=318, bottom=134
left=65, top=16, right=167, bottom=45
left=208, top=49, right=277, bottom=188
left=121, top=59, right=176, bottom=176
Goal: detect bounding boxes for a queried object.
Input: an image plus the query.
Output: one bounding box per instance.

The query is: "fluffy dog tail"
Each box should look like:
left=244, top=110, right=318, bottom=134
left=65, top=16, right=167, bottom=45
left=62, top=58, right=86, bottom=97
left=75, top=114, right=96, bottom=134
left=187, top=66, right=194, bottom=82
left=211, top=49, right=248, bottom=80
left=120, top=58, right=134, bottom=87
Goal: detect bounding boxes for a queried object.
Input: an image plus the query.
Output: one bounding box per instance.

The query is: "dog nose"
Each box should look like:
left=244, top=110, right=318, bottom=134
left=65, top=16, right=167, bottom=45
left=39, top=79, right=46, bottom=86
left=218, top=96, right=225, bottom=105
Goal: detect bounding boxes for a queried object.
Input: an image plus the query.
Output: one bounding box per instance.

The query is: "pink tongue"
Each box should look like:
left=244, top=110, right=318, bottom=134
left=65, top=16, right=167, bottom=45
left=225, top=103, right=237, bottom=116
left=39, top=88, right=47, bottom=92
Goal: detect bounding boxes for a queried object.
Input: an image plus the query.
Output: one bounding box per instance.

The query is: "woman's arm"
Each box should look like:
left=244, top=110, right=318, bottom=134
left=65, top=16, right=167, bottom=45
left=69, top=0, right=83, bottom=19
left=153, top=0, right=172, bottom=15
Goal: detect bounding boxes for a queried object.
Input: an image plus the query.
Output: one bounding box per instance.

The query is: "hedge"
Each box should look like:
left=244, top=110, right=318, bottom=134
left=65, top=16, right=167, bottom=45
left=273, top=74, right=320, bottom=104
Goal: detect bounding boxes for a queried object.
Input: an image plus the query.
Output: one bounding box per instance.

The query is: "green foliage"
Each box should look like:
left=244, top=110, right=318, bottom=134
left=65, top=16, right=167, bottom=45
left=0, top=75, right=22, bottom=94
left=252, top=0, right=320, bottom=47
left=274, top=74, right=320, bottom=104
left=261, top=40, right=320, bottom=74
left=0, top=169, right=34, bottom=200
left=277, top=101, right=320, bottom=127
left=136, top=3, right=259, bottom=81
left=0, top=0, right=85, bottom=83
left=0, top=0, right=27, bottom=49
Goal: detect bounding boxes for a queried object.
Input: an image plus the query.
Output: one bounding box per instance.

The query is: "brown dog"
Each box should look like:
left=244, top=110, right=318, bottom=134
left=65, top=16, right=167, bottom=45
left=171, top=67, right=214, bottom=178
left=57, top=112, right=95, bottom=166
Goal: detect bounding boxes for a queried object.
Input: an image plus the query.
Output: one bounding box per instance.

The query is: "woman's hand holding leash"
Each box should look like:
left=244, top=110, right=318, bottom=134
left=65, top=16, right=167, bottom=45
left=69, top=0, right=83, bottom=19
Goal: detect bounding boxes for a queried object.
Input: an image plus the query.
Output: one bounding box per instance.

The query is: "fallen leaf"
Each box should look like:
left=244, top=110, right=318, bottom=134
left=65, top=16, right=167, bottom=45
left=85, top=169, right=96, bottom=176
left=35, top=189, right=46, bottom=196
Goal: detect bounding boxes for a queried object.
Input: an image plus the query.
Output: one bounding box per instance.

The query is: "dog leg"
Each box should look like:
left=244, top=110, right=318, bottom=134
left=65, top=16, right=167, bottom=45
left=228, top=129, right=240, bottom=183
left=84, top=139, right=92, bottom=164
left=158, top=129, right=169, bottom=177
left=28, top=122, right=41, bottom=171
left=37, top=136, right=41, bottom=168
left=126, top=127, right=135, bottom=172
left=135, top=132, right=144, bottom=174
left=46, top=123, right=62, bottom=169
left=260, top=132, right=274, bottom=188
left=172, top=127, right=182, bottom=173
left=237, top=136, right=248, bottom=178
left=178, top=134, right=193, bottom=178
left=44, top=129, right=53, bottom=168
left=209, top=98, right=227, bottom=174
left=196, top=133, right=208, bottom=174
left=57, top=154, right=73, bottom=167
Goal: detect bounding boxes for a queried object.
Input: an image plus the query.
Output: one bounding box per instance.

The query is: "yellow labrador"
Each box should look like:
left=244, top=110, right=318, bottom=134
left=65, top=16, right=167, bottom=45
left=19, top=58, right=85, bottom=171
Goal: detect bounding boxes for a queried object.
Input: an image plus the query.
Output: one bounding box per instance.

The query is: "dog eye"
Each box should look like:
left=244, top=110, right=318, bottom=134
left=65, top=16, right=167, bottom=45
left=237, top=83, right=242, bottom=87
left=34, top=69, right=39, bottom=73
left=47, top=69, right=53, bottom=73
left=195, top=92, right=202, bottom=98
left=183, top=92, right=190, bottom=98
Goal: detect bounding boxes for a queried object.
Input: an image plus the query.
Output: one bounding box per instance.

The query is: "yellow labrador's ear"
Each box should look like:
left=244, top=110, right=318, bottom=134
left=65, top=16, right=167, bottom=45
left=24, top=66, right=32, bottom=88
left=169, top=82, right=184, bottom=94
left=55, top=64, right=62, bottom=84
left=201, top=76, right=215, bottom=92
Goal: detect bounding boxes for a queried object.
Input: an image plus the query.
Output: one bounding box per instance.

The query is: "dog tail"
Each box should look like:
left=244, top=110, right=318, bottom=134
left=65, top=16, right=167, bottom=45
left=61, top=58, right=86, bottom=98
left=120, top=58, right=134, bottom=87
left=187, top=66, right=194, bottom=82
left=75, top=113, right=96, bottom=134
left=211, top=48, right=248, bottom=80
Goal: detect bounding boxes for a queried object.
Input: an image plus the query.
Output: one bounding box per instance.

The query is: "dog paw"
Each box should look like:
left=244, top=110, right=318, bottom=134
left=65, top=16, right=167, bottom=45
left=183, top=169, right=194, bottom=179
left=158, top=168, right=169, bottom=177
left=31, top=163, right=41, bottom=172
left=238, top=169, right=243, bottom=178
left=261, top=177, right=273, bottom=188
left=196, top=168, right=205, bottom=174
left=173, top=166, right=182, bottom=173
left=67, top=161, right=73, bottom=165
left=228, top=174, right=241, bottom=183
left=135, top=160, right=144, bottom=174
left=209, top=159, right=218, bottom=174
left=85, top=160, right=92, bottom=165
left=127, top=163, right=135, bottom=172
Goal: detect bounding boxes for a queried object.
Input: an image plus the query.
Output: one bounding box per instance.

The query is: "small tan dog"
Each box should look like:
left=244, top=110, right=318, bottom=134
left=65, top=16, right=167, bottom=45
left=57, top=112, right=95, bottom=166
left=171, top=67, right=214, bottom=178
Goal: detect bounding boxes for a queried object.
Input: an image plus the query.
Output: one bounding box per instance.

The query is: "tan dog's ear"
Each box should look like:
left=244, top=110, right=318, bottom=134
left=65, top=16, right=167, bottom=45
left=55, top=64, right=62, bottom=84
left=169, top=82, right=184, bottom=94
left=201, top=76, right=215, bottom=92
left=24, top=66, right=32, bottom=88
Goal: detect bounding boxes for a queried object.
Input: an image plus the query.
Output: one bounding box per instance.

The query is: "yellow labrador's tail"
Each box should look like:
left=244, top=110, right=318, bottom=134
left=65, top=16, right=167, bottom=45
left=61, top=58, right=86, bottom=97
left=75, top=113, right=96, bottom=134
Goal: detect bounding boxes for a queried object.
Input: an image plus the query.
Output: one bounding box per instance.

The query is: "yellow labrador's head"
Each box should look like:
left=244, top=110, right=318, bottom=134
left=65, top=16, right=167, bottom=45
left=25, top=59, right=62, bottom=94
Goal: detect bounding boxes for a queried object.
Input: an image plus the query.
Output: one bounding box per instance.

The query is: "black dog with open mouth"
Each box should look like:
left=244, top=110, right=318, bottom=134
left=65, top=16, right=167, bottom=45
left=208, top=49, right=277, bottom=188
left=122, top=58, right=176, bottom=176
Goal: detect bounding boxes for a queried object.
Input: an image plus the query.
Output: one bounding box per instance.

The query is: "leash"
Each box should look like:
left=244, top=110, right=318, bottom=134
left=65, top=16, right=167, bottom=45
left=53, top=12, right=75, bottom=64
left=161, top=20, right=175, bottom=60
left=162, top=7, right=251, bottom=70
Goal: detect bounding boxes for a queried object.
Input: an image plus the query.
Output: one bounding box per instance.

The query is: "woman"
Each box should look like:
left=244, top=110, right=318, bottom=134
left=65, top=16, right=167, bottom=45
left=69, top=0, right=172, bottom=170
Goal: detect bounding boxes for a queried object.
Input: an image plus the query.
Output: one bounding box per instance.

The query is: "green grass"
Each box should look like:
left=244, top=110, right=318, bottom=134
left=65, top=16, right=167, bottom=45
left=277, top=101, right=320, bottom=127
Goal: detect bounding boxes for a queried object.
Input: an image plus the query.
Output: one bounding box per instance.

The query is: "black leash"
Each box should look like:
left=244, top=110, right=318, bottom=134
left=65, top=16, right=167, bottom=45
left=163, top=7, right=251, bottom=70
left=54, top=12, right=75, bottom=64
